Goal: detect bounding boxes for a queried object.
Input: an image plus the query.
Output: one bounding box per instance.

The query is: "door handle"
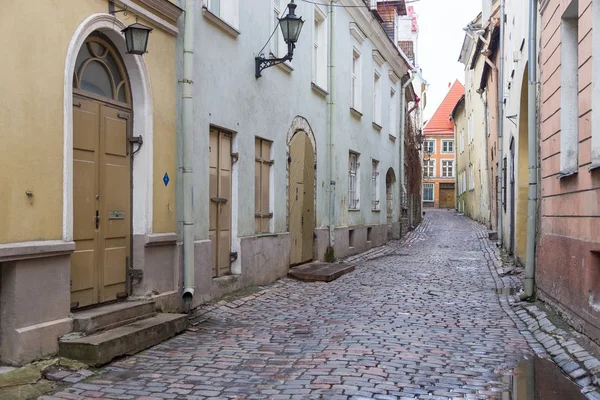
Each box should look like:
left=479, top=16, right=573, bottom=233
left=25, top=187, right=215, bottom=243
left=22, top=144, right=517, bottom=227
left=95, top=210, right=100, bottom=229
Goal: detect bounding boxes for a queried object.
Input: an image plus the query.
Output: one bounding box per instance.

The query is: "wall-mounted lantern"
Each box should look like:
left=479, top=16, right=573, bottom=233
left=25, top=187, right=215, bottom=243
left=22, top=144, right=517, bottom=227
left=109, top=1, right=153, bottom=55
left=255, top=0, right=305, bottom=78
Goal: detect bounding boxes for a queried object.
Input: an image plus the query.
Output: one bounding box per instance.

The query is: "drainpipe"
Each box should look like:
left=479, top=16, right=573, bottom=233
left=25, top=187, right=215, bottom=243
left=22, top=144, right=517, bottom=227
left=521, top=0, right=538, bottom=301
left=327, top=1, right=336, bottom=250
left=182, top=0, right=195, bottom=304
left=399, top=71, right=416, bottom=211
left=497, top=0, right=505, bottom=245
left=480, top=91, right=492, bottom=227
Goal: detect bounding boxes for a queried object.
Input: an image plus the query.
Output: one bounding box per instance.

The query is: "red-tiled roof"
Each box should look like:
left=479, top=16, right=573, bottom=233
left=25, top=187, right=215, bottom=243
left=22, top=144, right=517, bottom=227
left=424, top=80, right=464, bottom=135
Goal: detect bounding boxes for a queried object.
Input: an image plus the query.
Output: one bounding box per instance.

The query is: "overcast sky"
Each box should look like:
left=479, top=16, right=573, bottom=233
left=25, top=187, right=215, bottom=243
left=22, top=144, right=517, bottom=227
left=412, top=0, right=482, bottom=120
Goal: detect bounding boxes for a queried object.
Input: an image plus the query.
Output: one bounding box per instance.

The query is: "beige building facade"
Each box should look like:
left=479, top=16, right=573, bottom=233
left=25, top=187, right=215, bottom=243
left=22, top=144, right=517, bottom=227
left=0, top=0, right=182, bottom=365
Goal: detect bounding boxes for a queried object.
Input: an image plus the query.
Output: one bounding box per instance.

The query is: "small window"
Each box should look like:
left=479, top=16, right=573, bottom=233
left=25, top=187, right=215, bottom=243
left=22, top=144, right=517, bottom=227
left=423, top=159, right=435, bottom=178
left=207, top=0, right=239, bottom=28
left=373, top=70, right=382, bottom=125
left=442, top=140, right=454, bottom=153
left=371, top=160, right=380, bottom=210
left=349, top=152, right=360, bottom=210
left=424, top=140, right=435, bottom=155
left=351, top=48, right=362, bottom=111
left=423, top=183, right=434, bottom=202
left=442, top=160, right=454, bottom=178
left=255, top=137, right=273, bottom=233
left=312, top=6, right=328, bottom=88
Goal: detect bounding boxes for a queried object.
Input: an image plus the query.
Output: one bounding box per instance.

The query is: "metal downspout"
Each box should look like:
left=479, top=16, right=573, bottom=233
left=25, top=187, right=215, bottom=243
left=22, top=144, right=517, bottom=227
left=327, top=1, right=336, bottom=250
left=400, top=72, right=415, bottom=212
left=182, top=0, right=195, bottom=304
left=521, top=0, right=538, bottom=300
left=497, top=0, right=505, bottom=245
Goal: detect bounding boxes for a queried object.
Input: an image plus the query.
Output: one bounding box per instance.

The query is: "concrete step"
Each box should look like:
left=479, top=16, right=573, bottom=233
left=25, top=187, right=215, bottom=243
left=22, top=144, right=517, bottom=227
left=59, top=313, right=188, bottom=366
left=72, top=301, right=156, bottom=334
left=289, top=262, right=356, bottom=282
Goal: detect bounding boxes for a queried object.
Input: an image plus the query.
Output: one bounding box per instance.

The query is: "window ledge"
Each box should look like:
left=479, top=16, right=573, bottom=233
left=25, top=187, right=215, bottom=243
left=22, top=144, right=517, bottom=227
left=372, top=122, right=383, bottom=132
left=202, top=6, right=240, bottom=38
left=589, top=162, right=600, bottom=172
left=311, top=82, right=328, bottom=98
left=557, top=169, right=578, bottom=179
left=371, top=209, right=381, bottom=213
left=276, top=60, right=294, bottom=74
left=350, top=107, right=363, bottom=119
left=389, top=134, right=396, bottom=142
left=349, top=208, right=361, bottom=212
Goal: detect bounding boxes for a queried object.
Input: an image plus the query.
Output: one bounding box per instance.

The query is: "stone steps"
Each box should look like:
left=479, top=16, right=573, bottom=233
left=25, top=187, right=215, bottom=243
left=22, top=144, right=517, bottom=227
left=59, top=301, right=187, bottom=366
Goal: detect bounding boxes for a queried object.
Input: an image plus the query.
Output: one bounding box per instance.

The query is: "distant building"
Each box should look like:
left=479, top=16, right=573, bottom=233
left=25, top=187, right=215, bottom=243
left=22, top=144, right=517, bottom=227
left=422, top=81, right=463, bottom=209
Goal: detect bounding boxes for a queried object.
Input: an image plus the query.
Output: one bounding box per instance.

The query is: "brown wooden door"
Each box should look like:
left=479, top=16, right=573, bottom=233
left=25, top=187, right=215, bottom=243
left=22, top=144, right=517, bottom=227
left=72, top=96, right=130, bottom=308
left=288, top=132, right=314, bottom=265
left=209, top=128, right=232, bottom=277
left=439, top=183, right=456, bottom=209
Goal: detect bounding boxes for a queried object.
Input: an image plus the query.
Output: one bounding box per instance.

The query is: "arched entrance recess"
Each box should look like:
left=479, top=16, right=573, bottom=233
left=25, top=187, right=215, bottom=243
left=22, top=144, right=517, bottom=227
left=286, top=117, right=317, bottom=266
left=516, top=67, right=529, bottom=264
left=64, top=15, right=153, bottom=308
left=385, top=168, right=396, bottom=225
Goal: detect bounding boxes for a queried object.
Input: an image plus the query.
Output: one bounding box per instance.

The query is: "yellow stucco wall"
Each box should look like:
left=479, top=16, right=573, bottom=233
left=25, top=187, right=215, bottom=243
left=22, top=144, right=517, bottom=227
left=0, top=0, right=177, bottom=243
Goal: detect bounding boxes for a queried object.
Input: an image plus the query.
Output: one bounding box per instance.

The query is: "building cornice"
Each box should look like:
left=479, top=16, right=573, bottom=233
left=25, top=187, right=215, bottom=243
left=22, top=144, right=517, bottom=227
left=114, top=0, right=183, bottom=35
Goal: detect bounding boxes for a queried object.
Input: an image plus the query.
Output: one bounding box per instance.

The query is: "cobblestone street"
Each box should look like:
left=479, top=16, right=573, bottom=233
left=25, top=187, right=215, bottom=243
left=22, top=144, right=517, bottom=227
left=46, top=210, right=537, bottom=399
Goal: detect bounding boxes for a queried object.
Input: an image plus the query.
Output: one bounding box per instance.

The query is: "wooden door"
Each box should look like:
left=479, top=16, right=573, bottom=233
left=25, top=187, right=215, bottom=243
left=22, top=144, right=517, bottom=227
left=288, top=131, right=314, bottom=266
left=72, top=96, right=130, bottom=308
left=439, top=183, right=456, bottom=209
left=209, top=128, right=232, bottom=277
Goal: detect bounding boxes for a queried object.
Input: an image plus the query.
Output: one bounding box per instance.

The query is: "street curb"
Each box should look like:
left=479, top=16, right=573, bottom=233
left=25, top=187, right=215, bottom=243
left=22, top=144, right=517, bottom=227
left=470, top=216, right=600, bottom=399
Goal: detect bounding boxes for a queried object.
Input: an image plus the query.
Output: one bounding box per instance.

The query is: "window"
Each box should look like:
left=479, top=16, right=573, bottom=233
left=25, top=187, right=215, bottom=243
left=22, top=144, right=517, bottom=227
left=424, top=140, right=435, bottom=155
left=349, top=152, right=360, bottom=210
left=351, top=48, right=362, bottom=111
left=462, top=170, right=467, bottom=194
left=255, top=138, right=273, bottom=233
left=469, top=164, right=475, bottom=191
left=312, top=6, right=328, bottom=88
left=560, top=0, right=579, bottom=176
left=423, top=159, right=435, bottom=178
left=460, top=129, right=465, bottom=153
left=389, top=88, right=397, bottom=137
left=423, top=183, right=434, bottom=202
left=206, top=0, right=239, bottom=28
left=371, top=160, right=380, bottom=210
left=271, top=0, right=287, bottom=57
left=442, top=160, right=454, bottom=178
left=373, top=70, right=382, bottom=125
left=442, top=140, right=454, bottom=153
left=468, top=115, right=474, bottom=144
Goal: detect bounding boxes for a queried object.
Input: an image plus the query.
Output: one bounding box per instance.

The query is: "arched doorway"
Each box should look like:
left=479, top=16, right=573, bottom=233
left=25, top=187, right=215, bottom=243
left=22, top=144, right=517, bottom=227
left=288, top=131, right=315, bottom=266
left=516, top=68, right=529, bottom=264
left=70, top=34, right=132, bottom=308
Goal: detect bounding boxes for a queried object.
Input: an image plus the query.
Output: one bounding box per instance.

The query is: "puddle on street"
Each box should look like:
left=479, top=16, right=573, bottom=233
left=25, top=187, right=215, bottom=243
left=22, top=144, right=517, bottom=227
left=494, top=287, right=518, bottom=295
left=503, top=357, right=586, bottom=399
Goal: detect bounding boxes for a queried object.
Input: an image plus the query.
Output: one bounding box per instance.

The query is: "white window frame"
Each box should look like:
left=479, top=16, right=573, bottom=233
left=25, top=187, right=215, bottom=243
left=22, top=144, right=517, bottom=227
left=271, top=0, right=287, bottom=58
left=468, top=114, right=474, bottom=144
left=373, top=69, right=382, bottom=125
left=560, top=1, right=579, bottom=176
left=312, top=5, right=328, bottom=89
left=349, top=152, right=361, bottom=210
left=389, top=87, right=397, bottom=138
left=371, top=159, right=380, bottom=210
left=423, top=159, right=436, bottom=178
left=206, top=0, right=240, bottom=29
left=424, top=140, right=435, bottom=155
left=442, top=140, right=454, bottom=154
left=423, top=183, right=434, bottom=202
left=460, top=129, right=465, bottom=153
left=441, top=159, right=454, bottom=178
left=351, top=48, right=362, bottom=111
left=469, top=164, right=475, bottom=191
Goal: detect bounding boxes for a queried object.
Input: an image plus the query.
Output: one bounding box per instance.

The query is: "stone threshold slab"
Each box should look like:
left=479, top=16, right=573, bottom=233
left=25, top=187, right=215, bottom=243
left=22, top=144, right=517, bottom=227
left=288, top=262, right=355, bottom=282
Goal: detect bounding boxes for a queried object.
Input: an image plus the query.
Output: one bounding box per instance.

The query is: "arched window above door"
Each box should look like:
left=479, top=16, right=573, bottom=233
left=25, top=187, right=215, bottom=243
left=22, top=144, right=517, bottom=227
left=73, top=35, right=130, bottom=104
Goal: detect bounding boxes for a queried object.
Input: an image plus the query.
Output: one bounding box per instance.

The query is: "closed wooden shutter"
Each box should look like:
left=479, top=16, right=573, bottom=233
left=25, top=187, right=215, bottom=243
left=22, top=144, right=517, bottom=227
left=255, top=138, right=272, bottom=234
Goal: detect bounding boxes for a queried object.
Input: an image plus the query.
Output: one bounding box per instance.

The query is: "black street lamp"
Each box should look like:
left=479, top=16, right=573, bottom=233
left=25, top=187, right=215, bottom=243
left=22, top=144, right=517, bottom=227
left=109, top=1, right=153, bottom=55
left=255, top=0, right=305, bottom=78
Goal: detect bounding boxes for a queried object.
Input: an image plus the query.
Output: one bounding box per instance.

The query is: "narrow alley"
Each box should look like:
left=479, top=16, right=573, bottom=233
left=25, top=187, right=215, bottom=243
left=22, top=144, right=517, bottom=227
left=43, top=210, right=545, bottom=399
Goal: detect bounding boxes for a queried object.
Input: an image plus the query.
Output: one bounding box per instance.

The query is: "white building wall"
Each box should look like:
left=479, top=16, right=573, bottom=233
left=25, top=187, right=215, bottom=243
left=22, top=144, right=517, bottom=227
left=184, top=0, right=409, bottom=305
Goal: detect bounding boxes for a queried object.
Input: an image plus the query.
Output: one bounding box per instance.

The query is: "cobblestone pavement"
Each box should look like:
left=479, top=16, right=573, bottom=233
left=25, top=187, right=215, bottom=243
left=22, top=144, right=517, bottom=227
left=45, top=210, right=536, bottom=400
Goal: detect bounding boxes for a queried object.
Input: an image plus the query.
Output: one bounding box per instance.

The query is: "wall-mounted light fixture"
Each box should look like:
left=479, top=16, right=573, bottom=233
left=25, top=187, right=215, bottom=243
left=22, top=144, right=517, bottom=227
left=109, top=0, right=153, bottom=55
left=255, top=0, right=304, bottom=78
